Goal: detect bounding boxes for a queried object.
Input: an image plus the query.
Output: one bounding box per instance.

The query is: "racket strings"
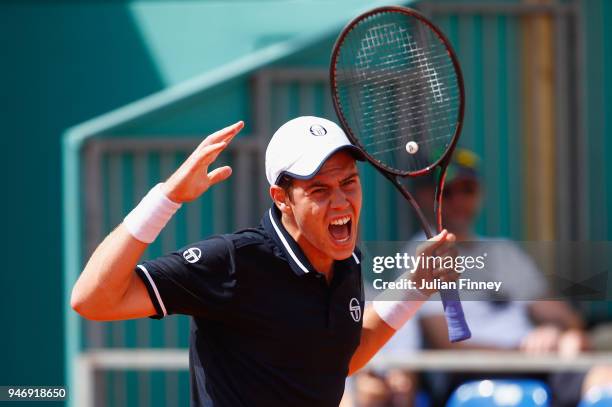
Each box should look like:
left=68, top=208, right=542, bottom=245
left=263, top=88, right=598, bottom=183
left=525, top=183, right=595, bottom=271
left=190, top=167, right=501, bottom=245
left=334, top=11, right=460, bottom=173
left=354, top=101, right=460, bottom=144
left=350, top=93, right=458, bottom=130
left=369, top=131, right=455, bottom=156
left=356, top=16, right=452, bottom=143
left=338, top=69, right=458, bottom=140
left=362, top=121, right=459, bottom=148
left=353, top=44, right=454, bottom=77
left=357, top=109, right=458, bottom=150
left=337, top=71, right=458, bottom=115
left=337, top=68, right=456, bottom=102
left=340, top=28, right=375, bottom=160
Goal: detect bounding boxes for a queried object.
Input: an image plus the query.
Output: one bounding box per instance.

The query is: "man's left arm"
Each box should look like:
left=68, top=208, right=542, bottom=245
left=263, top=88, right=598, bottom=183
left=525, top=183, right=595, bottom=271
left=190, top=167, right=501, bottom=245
left=348, top=230, right=457, bottom=375
left=348, top=307, right=397, bottom=375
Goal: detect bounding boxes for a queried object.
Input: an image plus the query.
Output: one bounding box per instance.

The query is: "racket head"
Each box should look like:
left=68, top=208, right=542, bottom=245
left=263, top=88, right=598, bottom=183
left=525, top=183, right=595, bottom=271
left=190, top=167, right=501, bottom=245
left=330, top=6, right=465, bottom=177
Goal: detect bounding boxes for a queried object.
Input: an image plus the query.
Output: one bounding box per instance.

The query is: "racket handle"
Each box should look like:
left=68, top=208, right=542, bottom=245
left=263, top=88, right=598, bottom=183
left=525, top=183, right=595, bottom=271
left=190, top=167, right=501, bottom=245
left=440, top=289, right=471, bottom=342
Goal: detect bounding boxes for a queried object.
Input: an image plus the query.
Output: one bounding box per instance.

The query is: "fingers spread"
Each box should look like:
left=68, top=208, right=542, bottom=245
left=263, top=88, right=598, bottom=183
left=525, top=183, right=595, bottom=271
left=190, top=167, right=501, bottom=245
left=198, top=121, right=244, bottom=151
left=195, top=141, right=228, bottom=167
left=208, top=166, right=232, bottom=185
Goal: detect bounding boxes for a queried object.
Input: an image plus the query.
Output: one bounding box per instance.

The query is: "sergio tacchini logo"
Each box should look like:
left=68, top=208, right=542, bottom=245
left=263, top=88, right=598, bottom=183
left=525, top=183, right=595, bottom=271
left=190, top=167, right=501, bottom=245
left=349, top=298, right=361, bottom=322
left=183, top=247, right=202, bottom=263
left=309, top=124, right=327, bottom=136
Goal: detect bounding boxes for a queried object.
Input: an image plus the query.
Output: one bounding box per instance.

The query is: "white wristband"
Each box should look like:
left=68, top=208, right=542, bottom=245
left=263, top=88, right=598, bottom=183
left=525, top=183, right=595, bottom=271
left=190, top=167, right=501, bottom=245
left=373, top=289, right=428, bottom=331
left=123, top=183, right=182, bottom=243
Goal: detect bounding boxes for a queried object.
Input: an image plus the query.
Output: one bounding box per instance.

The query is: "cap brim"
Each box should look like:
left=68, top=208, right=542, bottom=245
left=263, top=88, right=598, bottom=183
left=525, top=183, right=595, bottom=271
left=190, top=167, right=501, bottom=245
left=275, top=145, right=364, bottom=184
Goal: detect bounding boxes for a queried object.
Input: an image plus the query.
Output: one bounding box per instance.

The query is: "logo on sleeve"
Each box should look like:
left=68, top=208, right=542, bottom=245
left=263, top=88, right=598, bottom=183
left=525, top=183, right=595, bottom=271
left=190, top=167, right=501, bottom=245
left=183, top=247, right=202, bottom=263
left=349, top=298, right=362, bottom=322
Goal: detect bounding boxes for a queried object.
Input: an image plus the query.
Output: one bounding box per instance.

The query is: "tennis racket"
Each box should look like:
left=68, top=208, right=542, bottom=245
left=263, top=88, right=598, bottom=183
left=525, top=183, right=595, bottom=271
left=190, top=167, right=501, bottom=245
left=330, top=6, right=471, bottom=342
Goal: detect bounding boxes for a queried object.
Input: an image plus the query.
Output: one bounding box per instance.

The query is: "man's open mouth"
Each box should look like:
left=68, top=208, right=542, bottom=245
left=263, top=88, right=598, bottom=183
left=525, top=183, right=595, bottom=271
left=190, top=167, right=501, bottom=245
left=328, top=215, right=352, bottom=243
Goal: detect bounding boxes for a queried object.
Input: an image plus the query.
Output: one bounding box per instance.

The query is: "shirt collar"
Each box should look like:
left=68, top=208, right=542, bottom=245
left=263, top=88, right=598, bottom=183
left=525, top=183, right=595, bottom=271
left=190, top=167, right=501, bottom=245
left=262, top=206, right=360, bottom=277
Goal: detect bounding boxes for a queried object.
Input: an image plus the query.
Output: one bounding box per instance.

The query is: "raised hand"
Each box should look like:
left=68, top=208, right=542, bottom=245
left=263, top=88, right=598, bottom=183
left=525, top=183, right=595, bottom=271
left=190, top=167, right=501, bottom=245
left=162, top=121, right=244, bottom=203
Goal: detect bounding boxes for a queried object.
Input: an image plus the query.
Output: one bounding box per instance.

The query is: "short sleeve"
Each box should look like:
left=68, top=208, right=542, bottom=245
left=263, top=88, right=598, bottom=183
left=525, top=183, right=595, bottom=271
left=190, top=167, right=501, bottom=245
left=135, top=235, right=237, bottom=319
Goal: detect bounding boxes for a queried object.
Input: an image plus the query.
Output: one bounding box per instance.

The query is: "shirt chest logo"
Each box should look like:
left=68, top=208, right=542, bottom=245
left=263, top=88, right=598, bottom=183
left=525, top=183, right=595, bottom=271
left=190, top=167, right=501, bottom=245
left=183, top=247, right=202, bottom=263
left=349, top=297, right=361, bottom=322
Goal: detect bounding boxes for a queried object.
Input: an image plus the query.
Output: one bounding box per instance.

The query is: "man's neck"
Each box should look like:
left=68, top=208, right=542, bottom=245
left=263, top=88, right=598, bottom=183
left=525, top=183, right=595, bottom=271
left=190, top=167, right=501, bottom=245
left=280, top=215, right=334, bottom=278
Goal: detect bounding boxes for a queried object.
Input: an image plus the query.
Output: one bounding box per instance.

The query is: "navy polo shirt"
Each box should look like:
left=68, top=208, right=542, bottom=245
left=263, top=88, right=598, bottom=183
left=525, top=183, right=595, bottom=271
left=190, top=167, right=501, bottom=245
left=135, top=206, right=364, bottom=407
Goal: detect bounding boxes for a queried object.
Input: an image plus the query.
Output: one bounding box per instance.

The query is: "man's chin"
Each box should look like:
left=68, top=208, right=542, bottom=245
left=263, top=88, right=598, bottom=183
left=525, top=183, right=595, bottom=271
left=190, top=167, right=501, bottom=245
left=328, top=241, right=356, bottom=260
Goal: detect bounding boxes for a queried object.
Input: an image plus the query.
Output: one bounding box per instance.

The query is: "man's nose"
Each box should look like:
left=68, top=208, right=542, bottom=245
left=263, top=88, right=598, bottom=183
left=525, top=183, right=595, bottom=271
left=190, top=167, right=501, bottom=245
left=330, top=187, right=350, bottom=209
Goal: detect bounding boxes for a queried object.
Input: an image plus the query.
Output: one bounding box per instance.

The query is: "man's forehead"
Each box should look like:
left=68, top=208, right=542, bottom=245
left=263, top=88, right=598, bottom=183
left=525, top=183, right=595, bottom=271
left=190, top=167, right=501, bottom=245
left=314, top=151, right=357, bottom=178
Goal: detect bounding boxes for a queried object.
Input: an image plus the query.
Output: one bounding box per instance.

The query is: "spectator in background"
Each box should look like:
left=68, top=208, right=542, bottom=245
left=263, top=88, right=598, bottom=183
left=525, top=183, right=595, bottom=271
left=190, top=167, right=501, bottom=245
left=416, top=149, right=590, bottom=407
left=351, top=149, right=607, bottom=407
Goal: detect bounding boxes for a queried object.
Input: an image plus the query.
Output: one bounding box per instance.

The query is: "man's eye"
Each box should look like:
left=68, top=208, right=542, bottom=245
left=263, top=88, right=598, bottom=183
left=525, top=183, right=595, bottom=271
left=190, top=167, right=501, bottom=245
left=311, top=188, right=326, bottom=194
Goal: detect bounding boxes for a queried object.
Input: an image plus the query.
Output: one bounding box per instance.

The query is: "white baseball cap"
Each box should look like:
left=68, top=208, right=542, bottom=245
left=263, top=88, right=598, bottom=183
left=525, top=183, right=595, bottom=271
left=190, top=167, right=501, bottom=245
left=265, top=116, right=363, bottom=185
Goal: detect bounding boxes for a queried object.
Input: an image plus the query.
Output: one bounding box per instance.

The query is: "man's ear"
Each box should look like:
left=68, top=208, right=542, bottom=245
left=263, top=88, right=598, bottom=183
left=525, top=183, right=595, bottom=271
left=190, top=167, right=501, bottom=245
left=270, top=185, right=292, bottom=214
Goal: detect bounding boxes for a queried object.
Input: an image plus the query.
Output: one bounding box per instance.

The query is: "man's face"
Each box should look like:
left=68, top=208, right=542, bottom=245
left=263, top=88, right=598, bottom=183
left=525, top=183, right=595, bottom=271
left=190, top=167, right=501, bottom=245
left=442, top=178, right=481, bottom=233
left=285, top=151, right=362, bottom=262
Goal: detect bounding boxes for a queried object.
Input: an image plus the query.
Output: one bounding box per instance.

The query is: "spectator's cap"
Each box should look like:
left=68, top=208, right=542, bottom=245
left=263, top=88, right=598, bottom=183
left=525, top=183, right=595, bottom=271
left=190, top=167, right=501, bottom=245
left=413, top=148, right=480, bottom=190
left=265, top=116, right=364, bottom=185
left=446, top=148, right=480, bottom=184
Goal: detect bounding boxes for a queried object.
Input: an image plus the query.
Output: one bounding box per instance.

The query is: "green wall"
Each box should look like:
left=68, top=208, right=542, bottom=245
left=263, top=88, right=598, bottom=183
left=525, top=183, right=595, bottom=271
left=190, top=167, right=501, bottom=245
left=0, top=3, right=165, bottom=387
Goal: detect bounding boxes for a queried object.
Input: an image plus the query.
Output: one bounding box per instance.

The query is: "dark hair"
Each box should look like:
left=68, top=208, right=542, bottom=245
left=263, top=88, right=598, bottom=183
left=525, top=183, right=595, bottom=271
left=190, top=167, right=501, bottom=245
left=276, top=174, right=295, bottom=202
left=277, top=174, right=293, bottom=190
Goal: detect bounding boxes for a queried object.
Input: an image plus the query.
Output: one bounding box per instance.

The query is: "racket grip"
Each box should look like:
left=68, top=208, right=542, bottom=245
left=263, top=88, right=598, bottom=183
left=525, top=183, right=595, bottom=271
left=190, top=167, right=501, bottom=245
left=440, top=289, right=471, bottom=342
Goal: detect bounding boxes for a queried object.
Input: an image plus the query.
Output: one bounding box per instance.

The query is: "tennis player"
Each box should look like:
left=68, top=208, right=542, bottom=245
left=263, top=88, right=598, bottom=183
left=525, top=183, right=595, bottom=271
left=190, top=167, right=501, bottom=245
left=71, top=116, right=457, bottom=407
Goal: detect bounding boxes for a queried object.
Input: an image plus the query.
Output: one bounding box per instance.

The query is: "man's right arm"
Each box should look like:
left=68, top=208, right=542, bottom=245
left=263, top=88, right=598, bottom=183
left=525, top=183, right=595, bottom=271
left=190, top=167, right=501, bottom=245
left=70, top=121, right=244, bottom=321
left=70, top=224, right=154, bottom=320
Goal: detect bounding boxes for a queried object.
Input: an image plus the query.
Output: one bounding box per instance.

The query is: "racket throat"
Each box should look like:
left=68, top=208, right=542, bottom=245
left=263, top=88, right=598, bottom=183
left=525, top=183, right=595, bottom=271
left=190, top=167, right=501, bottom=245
left=385, top=173, right=434, bottom=239
left=433, top=166, right=447, bottom=234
